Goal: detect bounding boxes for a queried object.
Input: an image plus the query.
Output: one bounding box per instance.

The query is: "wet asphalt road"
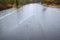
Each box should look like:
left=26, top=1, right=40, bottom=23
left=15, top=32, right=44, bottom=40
left=0, top=3, right=60, bottom=40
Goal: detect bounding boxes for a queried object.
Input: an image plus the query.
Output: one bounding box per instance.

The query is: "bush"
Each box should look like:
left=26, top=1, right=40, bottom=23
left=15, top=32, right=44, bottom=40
left=41, top=0, right=60, bottom=5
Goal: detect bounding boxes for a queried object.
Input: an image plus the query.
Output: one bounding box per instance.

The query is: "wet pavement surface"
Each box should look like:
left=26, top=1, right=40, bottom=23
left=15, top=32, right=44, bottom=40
left=0, top=3, right=60, bottom=40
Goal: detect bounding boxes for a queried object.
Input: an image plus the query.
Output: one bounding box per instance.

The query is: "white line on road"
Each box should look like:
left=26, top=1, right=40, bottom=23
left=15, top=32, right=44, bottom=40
left=0, top=10, right=17, bottom=20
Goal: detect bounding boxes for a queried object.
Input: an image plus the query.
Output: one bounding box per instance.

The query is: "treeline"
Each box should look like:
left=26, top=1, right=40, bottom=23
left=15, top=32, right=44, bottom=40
left=41, top=0, right=60, bottom=5
left=0, top=0, right=33, bottom=10
left=0, top=0, right=16, bottom=10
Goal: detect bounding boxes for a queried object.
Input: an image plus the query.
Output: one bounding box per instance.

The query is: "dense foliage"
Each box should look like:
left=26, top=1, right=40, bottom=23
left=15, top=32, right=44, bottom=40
left=0, top=0, right=60, bottom=10
left=41, top=0, right=60, bottom=5
left=0, top=0, right=33, bottom=10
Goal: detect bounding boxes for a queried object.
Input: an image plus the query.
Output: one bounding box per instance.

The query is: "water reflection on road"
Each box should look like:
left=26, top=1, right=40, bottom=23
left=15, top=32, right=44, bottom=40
left=1, top=3, right=60, bottom=40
